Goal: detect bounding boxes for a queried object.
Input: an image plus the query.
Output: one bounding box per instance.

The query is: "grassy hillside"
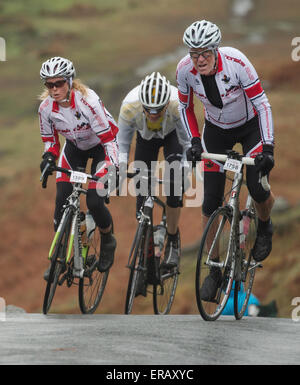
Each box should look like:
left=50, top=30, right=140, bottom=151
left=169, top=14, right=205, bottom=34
left=1, top=0, right=300, bottom=317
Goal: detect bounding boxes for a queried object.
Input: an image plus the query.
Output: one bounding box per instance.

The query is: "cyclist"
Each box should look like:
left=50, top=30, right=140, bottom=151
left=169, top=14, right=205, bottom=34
left=176, top=20, right=275, bottom=300
left=38, top=56, right=119, bottom=279
left=117, top=72, right=190, bottom=269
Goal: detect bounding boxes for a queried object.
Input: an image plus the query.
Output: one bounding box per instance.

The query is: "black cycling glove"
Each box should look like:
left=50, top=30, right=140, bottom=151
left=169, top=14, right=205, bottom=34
left=254, top=144, right=274, bottom=175
left=40, top=152, right=56, bottom=175
left=186, top=137, right=203, bottom=162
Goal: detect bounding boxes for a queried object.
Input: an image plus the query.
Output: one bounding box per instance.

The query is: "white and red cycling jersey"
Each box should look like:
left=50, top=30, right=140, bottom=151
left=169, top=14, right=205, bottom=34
left=176, top=46, right=274, bottom=146
left=38, top=88, right=119, bottom=166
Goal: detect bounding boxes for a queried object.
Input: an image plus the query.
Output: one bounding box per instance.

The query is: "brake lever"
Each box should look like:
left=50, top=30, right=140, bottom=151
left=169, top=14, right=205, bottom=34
left=40, top=163, right=51, bottom=182
left=40, top=163, right=51, bottom=189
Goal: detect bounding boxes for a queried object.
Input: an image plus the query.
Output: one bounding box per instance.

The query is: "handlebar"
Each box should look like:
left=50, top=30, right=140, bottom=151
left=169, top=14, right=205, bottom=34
left=40, top=165, right=103, bottom=189
left=201, top=152, right=270, bottom=191
left=201, top=152, right=255, bottom=165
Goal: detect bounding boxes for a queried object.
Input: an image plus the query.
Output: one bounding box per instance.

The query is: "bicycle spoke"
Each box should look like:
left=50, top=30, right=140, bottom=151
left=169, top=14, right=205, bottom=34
left=153, top=273, right=178, bottom=315
left=196, top=207, right=234, bottom=321
left=125, top=223, right=146, bottom=314
left=79, top=228, right=109, bottom=314
left=43, top=209, right=72, bottom=315
left=153, top=233, right=180, bottom=315
left=234, top=203, right=258, bottom=319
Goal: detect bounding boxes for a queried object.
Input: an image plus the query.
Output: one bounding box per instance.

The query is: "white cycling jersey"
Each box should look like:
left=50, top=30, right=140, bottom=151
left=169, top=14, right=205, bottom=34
left=176, top=46, right=274, bottom=146
left=117, top=85, right=191, bottom=162
left=38, top=88, right=119, bottom=165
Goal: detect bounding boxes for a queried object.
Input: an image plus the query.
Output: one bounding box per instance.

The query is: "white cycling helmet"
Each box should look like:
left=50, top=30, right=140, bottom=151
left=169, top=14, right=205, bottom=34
left=183, top=20, right=221, bottom=49
left=40, top=56, right=76, bottom=80
left=139, top=72, right=171, bottom=112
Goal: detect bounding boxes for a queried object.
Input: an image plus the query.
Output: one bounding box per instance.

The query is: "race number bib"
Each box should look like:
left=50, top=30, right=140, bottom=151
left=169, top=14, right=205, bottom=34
left=70, top=171, right=87, bottom=184
left=224, top=158, right=242, bottom=173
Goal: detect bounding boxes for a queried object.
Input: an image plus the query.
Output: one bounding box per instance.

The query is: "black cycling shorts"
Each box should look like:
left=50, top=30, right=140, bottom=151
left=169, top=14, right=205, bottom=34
left=202, top=116, right=270, bottom=216
left=53, top=140, right=112, bottom=231
left=134, top=130, right=184, bottom=212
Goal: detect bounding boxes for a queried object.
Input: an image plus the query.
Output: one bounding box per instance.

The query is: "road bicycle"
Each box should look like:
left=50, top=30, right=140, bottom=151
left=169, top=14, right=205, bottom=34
left=195, top=150, right=270, bottom=321
left=124, top=172, right=180, bottom=315
left=40, top=164, right=113, bottom=315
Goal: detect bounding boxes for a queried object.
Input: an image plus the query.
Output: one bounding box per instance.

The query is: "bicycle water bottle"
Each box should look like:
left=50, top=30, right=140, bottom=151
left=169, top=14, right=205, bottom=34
left=239, top=212, right=250, bottom=249
left=86, top=210, right=96, bottom=245
left=154, top=223, right=166, bottom=257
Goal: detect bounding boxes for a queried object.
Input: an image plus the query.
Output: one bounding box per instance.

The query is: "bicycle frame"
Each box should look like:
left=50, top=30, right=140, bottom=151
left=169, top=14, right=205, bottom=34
left=43, top=165, right=106, bottom=279
left=202, top=151, right=269, bottom=269
left=227, top=170, right=245, bottom=282
left=196, top=151, right=270, bottom=320
left=48, top=183, right=88, bottom=278
left=41, top=164, right=114, bottom=314
left=129, top=195, right=165, bottom=273
left=204, top=164, right=254, bottom=276
left=125, top=170, right=181, bottom=314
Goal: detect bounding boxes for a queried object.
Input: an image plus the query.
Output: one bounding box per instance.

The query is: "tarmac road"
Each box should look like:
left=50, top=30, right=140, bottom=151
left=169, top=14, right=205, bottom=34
left=0, top=312, right=299, bottom=366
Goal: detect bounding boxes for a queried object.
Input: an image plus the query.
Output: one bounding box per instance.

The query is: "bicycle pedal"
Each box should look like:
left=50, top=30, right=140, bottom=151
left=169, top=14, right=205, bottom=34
left=84, top=260, right=98, bottom=277
left=250, top=262, right=263, bottom=269
left=203, top=298, right=219, bottom=304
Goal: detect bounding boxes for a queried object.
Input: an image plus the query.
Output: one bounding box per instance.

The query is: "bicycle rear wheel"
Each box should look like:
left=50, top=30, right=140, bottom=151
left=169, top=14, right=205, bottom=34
left=78, top=228, right=109, bottom=314
left=125, top=223, right=147, bottom=314
left=43, top=209, right=72, bottom=314
left=153, top=231, right=180, bottom=315
left=234, top=203, right=258, bottom=320
left=195, top=206, right=235, bottom=321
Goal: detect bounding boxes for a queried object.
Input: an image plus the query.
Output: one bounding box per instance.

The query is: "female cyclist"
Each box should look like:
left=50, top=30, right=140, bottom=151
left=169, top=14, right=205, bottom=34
left=38, top=56, right=119, bottom=278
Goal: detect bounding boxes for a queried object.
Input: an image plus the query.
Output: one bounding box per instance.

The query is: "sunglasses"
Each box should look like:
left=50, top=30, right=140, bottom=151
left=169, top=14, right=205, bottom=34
left=44, top=79, right=67, bottom=89
left=189, top=49, right=214, bottom=60
left=143, top=105, right=166, bottom=114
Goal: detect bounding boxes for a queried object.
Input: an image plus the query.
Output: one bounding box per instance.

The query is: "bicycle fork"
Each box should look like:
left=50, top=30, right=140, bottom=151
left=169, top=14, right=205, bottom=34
left=143, top=199, right=159, bottom=285
left=50, top=208, right=85, bottom=278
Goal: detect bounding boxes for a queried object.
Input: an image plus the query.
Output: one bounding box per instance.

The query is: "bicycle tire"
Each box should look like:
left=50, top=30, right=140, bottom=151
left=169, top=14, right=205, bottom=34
left=153, top=230, right=180, bottom=315
left=234, top=203, right=258, bottom=320
left=195, top=206, right=235, bottom=321
left=79, top=227, right=109, bottom=314
left=124, top=223, right=147, bottom=314
left=43, top=208, right=73, bottom=314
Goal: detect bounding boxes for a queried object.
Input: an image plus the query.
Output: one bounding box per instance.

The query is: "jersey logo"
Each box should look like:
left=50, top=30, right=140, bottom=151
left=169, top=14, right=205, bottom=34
left=221, top=74, right=230, bottom=83
left=75, top=111, right=81, bottom=119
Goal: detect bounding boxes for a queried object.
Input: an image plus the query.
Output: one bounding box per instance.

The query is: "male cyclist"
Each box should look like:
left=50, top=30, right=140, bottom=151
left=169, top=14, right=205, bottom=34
left=117, top=72, right=190, bottom=269
left=176, top=20, right=275, bottom=301
left=38, top=57, right=119, bottom=278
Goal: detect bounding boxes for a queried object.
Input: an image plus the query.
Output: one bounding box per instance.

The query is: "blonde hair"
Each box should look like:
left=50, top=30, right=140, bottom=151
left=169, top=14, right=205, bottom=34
left=38, top=78, right=89, bottom=101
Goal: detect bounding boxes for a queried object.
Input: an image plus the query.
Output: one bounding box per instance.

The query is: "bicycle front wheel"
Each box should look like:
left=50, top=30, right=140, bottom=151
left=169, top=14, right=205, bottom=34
left=195, top=206, right=235, bottom=321
left=79, top=228, right=109, bottom=314
left=125, top=223, right=147, bottom=314
left=153, top=231, right=180, bottom=315
left=43, top=209, right=72, bottom=315
left=234, top=204, right=257, bottom=320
